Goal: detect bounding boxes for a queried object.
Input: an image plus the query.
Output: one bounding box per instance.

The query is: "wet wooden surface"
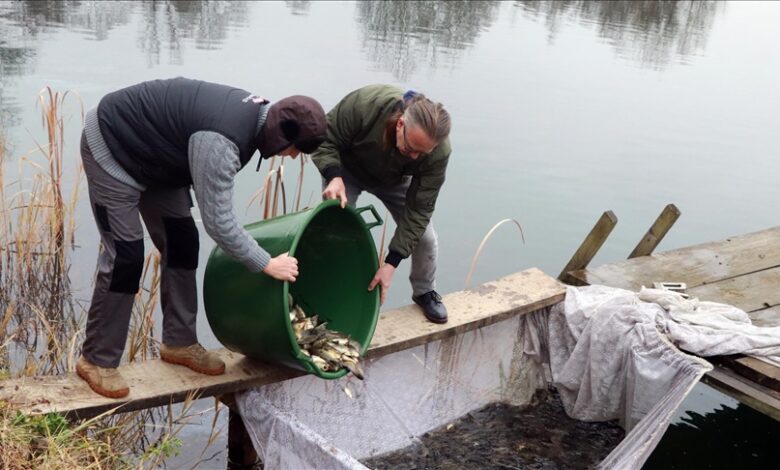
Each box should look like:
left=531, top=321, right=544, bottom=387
left=566, top=226, right=780, bottom=419
left=568, top=226, right=780, bottom=296
left=0, top=268, right=565, bottom=419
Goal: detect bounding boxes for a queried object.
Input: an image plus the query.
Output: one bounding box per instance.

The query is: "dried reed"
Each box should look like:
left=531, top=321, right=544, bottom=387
left=0, top=88, right=197, bottom=468
left=247, top=153, right=311, bottom=220
left=464, top=218, right=526, bottom=289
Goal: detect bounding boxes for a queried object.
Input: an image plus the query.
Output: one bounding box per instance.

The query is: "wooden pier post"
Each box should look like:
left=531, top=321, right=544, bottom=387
left=558, top=211, right=618, bottom=285
left=227, top=404, right=259, bottom=469
left=627, top=204, right=680, bottom=258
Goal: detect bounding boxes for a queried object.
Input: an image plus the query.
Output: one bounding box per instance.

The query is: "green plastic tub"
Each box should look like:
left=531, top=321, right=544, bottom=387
left=203, top=199, right=383, bottom=379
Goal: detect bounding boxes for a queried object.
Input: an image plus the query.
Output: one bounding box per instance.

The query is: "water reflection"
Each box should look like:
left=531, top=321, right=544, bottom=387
left=137, top=1, right=250, bottom=66
left=285, top=1, right=312, bottom=17
left=356, top=0, right=501, bottom=79
left=0, top=0, right=251, bottom=131
left=515, top=0, right=724, bottom=69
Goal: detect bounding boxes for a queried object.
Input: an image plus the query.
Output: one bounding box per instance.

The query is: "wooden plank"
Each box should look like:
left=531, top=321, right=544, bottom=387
left=0, top=268, right=565, bottom=419
left=558, top=211, right=617, bottom=285
left=687, top=266, right=780, bottom=313
left=748, top=305, right=780, bottom=328
left=627, top=204, right=680, bottom=258
left=702, top=366, right=780, bottom=422
left=369, top=268, right=566, bottom=357
left=568, top=226, right=780, bottom=290
left=715, top=356, right=780, bottom=392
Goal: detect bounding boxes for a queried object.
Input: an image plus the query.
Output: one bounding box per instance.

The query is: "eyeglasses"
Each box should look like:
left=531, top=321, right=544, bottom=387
left=401, top=123, right=431, bottom=157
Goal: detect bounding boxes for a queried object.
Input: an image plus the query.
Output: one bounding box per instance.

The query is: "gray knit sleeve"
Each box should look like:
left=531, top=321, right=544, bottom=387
left=189, top=131, right=271, bottom=273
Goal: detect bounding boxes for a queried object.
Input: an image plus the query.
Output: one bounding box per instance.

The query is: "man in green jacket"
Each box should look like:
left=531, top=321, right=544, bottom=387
left=312, top=85, right=451, bottom=323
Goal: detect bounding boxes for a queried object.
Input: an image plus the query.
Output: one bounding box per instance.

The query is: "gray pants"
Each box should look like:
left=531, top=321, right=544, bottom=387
left=80, top=133, right=199, bottom=368
left=334, top=169, right=438, bottom=297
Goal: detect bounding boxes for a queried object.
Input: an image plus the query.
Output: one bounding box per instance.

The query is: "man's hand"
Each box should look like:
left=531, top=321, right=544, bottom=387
left=322, top=177, right=348, bottom=208
left=368, top=264, right=395, bottom=305
left=263, top=252, right=299, bottom=282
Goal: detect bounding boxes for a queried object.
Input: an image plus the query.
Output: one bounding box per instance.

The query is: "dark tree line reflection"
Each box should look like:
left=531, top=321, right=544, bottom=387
left=514, top=0, right=724, bottom=69
left=137, top=1, right=249, bottom=66
left=356, top=1, right=502, bottom=80
left=355, top=0, right=721, bottom=78
left=0, top=0, right=250, bottom=134
left=0, top=0, right=726, bottom=134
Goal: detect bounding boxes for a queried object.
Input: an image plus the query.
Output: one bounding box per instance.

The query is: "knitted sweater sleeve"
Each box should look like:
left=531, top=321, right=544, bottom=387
left=189, top=131, right=271, bottom=273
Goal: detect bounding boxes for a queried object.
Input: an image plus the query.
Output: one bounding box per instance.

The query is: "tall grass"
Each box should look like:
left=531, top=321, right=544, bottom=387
left=247, top=153, right=312, bottom=219
left=0, top=87, right=81, bottom=377
left=0, top=88, right=206, bottom=468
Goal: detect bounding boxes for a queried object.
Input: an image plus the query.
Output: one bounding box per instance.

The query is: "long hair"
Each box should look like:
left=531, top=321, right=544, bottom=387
left=383, top=93, right=451, bottom=151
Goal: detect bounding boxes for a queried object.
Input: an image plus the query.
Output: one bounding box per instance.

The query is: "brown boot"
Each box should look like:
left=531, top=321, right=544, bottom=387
left=76, top=356, right=130, bottom=399
left=160, top=343, right=225, bottom=375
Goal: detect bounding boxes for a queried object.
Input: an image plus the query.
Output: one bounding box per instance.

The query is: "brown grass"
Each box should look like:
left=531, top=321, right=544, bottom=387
left=0, top=88, right=208, bottom=468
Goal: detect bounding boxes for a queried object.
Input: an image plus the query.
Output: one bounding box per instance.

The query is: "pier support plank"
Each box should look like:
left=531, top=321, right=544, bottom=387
left=702, top=367, right=780, bottom=422
left=0, top=268, right=564, bottom=419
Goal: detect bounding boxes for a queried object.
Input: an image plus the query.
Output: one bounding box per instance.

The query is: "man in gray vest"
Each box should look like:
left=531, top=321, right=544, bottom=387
left=77, top=78, right=326, bottom=398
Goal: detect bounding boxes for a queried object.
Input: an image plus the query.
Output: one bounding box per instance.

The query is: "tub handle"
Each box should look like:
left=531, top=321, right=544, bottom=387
left=355, top=205, right=383, bottom=230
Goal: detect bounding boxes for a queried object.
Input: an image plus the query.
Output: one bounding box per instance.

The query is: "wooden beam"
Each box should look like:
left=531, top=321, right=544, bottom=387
left=715, top=356, right=780, bottom=393
left=0, top=268, right=565, bottom=420
left=702, top=366, right=780, bottom=422
left=558, top=211, right=617, bottom=285
left=628, top=204, right=681, bottom=258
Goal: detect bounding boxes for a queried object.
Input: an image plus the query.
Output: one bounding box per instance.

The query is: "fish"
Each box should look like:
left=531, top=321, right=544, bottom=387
left=289, top=296, right=366, bottom=380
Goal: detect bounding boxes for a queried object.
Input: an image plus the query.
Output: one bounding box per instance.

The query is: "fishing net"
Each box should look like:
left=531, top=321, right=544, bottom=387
left=237, top=286, right=713, bottom=469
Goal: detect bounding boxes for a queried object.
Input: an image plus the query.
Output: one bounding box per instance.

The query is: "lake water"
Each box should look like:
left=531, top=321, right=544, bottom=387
left=1, top=1, right=778, bottom=468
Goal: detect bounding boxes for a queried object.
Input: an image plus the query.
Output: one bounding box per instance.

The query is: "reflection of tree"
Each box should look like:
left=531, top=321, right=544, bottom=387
left=643, top=403, right=778, bottom=469
left=0, top=0, right=251, bottom=135
left=285, top=1, right=312, bottom=17
left=356, top=1, right=501, bottom=80
left=514, top=1, right=724, bottom=69
left=0, top=0, right=134, bottom=135
left=137, top=1, right=250, bottom=66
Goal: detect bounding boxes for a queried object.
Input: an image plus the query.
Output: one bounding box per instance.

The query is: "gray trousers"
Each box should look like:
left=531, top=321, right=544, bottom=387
left=80, top=133, right=199, bottom=368
left=333, top=169, right=438, bottom=297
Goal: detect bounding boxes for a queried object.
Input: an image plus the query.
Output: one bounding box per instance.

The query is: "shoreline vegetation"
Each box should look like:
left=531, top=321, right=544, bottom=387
left=0, top=86, right=329, bottom=469
left=0, top=88, right=204, bottom=469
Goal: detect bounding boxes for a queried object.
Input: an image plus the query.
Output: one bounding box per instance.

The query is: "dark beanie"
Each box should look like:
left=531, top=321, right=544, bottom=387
left=257, top=95, right=326, bottom=158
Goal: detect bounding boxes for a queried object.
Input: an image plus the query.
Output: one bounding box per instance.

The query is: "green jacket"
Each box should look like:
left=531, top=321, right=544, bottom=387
left=311, top=84, right=451, bottom=264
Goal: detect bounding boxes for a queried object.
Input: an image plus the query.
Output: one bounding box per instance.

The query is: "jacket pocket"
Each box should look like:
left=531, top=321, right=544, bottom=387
left=410, top=175, right=445, bottom=211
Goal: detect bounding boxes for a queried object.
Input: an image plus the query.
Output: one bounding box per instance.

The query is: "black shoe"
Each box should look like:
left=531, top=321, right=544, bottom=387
left=413, top=290, right=448, bottom=324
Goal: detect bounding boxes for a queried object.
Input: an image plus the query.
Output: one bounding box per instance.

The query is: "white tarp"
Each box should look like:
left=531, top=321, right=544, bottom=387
left=237, top=285, right=780, bottom=469
left=638, top=287, right=780, bottom=367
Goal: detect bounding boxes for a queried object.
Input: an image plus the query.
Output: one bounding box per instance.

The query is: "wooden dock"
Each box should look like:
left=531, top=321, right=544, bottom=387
left=0, top=268, right=564, bottom=420
left=565, top=225, right=780, bottom=421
